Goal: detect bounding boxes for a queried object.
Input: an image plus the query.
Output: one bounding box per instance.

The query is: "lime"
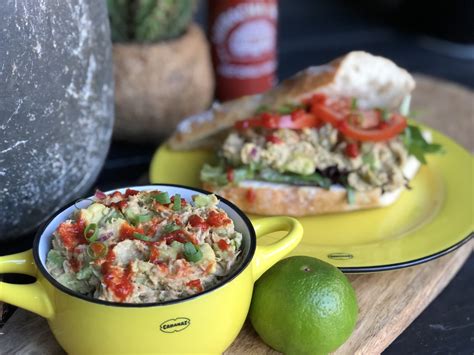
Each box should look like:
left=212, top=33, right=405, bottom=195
left=249, top=256, right=358, bottom=355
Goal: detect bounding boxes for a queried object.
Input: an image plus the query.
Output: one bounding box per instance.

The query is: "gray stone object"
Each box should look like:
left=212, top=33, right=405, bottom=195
left=0, top=0, right=114, bottom=242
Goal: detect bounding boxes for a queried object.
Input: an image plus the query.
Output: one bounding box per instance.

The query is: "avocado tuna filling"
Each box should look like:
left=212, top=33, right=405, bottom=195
left=201, top=124, right=410, bottom=193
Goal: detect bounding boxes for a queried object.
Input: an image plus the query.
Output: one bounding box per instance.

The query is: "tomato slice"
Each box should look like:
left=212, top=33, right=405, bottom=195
left=339, top=114, right=407, bottom=142
left=234, top=111, right=320, bottom=130
left=310, top=96, right=349, bottom=126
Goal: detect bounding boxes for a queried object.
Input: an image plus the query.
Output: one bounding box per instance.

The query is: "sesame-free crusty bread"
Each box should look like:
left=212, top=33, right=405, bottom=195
left=169, top=51, right=415, bottom=150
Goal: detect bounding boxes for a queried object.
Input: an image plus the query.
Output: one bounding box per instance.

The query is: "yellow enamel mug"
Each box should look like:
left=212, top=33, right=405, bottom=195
left=0, top=184, right=303, bottom=354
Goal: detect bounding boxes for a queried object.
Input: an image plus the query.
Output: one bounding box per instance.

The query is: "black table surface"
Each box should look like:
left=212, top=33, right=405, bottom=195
left=2, top=0, right=473, bottom=354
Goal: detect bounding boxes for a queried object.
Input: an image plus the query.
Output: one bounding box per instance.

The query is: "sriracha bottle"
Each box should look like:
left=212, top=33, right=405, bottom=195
left=208, top=0, right=278, bottom=101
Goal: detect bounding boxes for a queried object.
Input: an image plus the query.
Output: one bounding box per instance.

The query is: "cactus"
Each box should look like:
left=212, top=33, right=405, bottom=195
left=107, top=0, right=195, bottom=43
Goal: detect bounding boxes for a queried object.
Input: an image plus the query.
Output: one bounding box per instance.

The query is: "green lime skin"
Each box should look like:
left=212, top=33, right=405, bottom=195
left=249, top=256, right=358, bottom=355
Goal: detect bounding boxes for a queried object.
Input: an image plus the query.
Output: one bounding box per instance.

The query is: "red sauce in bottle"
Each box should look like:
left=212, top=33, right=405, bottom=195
left=208, top=0, right=278, bottom=101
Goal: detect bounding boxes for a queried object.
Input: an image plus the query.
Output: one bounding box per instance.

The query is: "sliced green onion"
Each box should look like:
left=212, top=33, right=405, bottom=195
left=183, top=242, right=203, bottom=262
left=351, top=98, right=358, bottom=110
left=172, top=194, right=182, bottom=211
left=133, top=232, right=152, bottom=242
left=87, top=242, right=108, bottom=259
left=362, top=152, right=375, bottom=169
left=154, top=192, right=171, bottom=204
left=84, top=223, right=99, bottom=242
left=379, top=108, right=390, bottom=122
left=162, top=223, right=181, bottom=234
left=347, top=187, right=356, bottom=205
left=136, top=214, right=152, bottom=223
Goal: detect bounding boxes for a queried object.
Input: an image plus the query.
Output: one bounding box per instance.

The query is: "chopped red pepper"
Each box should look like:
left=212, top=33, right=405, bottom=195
left=124, top=188, right=139, bottom=197
left=206, top=210, right=231, bottom=227
left=345, top=143, right=360, bottom=158
left=218, top=239, right=230, bottom=251
left=188, top=215, right=209, bottom=230
left=186, top=279, right=203, bottom=292
left=266, top=135, right=283, bottom=144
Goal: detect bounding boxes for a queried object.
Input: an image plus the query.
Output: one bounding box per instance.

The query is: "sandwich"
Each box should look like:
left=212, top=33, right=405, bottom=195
left=169, top=51, right=442, bottom=216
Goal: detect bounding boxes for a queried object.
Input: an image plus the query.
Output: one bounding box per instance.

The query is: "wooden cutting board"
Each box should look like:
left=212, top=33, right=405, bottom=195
left=1, top=75, right=473, bottom=354
left=1, top=240, right=472, bottom=355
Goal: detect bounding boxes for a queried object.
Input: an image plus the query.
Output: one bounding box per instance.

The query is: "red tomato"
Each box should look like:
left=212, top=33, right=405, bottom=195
left=345, top=143, right=360, bottom=158
left=310, top=96, right=349, bottom=126
left=124, top=188, right=139, bottom=197
left=234, top=110, right=320, bottom=131
left=186, top=279, right=203, bottom=292
left=265, top=135, right=283, bottom=144
left=218, top=239, right=230, bottom=251
left=339, top=114, right=407, bottom=142
left=188, top=215, right=209, bottom=230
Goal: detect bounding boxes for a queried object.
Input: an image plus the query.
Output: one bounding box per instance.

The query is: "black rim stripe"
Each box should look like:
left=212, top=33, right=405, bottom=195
left=340, top=232, right=473, bottom=273
left=33, top=184, right=257, bottom=308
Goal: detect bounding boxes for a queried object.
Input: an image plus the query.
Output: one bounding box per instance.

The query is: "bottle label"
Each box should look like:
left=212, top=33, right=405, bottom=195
left=211, top=2, right=277, bottom=79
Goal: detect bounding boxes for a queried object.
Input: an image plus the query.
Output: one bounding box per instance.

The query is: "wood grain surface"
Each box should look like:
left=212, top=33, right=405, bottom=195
left=1, top=75, right=472, bottom=354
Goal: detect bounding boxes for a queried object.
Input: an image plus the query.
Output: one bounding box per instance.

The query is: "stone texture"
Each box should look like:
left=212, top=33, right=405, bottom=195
left=0, top=0, right=114, bottom=241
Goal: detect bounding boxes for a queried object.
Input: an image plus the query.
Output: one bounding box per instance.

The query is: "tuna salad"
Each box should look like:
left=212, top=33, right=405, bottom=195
left=46, top=190, right=243, bottom=304
left=201, top=94, right=442, bottom=197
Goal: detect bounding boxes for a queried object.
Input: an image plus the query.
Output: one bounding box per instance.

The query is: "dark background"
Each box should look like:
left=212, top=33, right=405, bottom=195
left=2, top=0, right=473, bottom=353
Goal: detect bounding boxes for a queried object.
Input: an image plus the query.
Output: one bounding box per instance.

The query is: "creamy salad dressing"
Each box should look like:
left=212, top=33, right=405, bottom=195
left=46, top=190, right=243, bottom=304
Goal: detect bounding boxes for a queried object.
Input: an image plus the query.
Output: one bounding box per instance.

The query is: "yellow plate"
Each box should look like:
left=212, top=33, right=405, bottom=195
left=150, top=126, right=473, bottom=272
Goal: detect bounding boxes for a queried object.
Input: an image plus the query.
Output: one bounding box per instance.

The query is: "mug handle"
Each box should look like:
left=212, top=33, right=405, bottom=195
left=251, top=217, right=303, bottom=281
left=0, top=250, right=54, bottom=318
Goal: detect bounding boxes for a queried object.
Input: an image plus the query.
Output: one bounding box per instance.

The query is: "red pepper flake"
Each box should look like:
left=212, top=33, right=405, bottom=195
left=186, top=279, right=203, bottom=292
left=226, top=167, right=234, bottom=183
left=218, top=239, right=230, bottom=251
left=246, top=189, right=256, bottom=204
left=188, top=215, right=209, bottom=230
left=265, top=135, right=283, bottom=144
left=206, top=210, right=231, bottom=227
left=345, top=143, right=360, bottom=158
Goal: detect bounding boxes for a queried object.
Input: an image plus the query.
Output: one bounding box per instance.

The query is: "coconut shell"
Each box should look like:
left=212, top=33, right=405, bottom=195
left=113, top=23, right=214, bottom=142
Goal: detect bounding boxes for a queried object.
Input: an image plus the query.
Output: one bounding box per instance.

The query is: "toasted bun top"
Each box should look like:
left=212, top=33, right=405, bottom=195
left=169, top=51, right=415, bottom=150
